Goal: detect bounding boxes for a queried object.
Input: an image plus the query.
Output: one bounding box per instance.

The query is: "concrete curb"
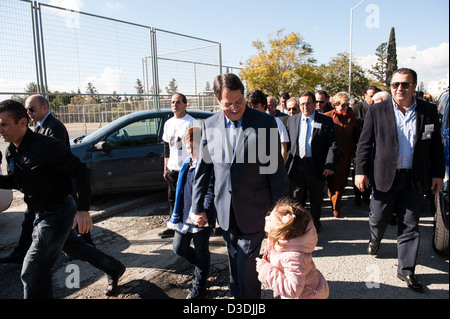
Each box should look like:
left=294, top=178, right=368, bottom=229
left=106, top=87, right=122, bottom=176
left=90, top=192, right=166, bottom=222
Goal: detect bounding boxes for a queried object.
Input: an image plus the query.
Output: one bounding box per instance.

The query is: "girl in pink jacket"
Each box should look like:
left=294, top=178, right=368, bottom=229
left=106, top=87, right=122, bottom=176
left=256, top=198, right=329, bottom=299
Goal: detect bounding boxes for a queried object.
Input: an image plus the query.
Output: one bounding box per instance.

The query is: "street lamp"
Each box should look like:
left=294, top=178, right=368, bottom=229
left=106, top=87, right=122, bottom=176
left=349, top=0, right=366, bottom=96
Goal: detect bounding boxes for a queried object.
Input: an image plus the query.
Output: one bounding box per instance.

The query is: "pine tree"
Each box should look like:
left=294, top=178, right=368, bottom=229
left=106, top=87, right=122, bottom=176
left=165, top=78, right=178, bottom=95
left=386, top=27, right=398, bottom=86
left=369, top=42, right=388, bottom=87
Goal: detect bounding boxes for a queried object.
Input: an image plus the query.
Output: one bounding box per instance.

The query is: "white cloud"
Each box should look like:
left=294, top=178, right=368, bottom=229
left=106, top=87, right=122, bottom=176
left=48, top=0, right=84, bottom=11
left=106, top=2, right=124, bottom=10
left=356, top=42, right=449, bottom=84
left=85, top=67, right=124, bottom=94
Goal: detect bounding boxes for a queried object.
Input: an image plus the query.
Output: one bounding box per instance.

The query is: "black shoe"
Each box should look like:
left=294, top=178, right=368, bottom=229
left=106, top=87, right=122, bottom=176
left=0, top=254, right=24, bottom=264
left=368, top=240, right=380, bottom=255
left=186, top=287, right=206, bottom=299
left=105, top=264, right=126, bottom=296
left=397, top=273, right=425, bottom=293
left=158, top=228, right=175, bottom=238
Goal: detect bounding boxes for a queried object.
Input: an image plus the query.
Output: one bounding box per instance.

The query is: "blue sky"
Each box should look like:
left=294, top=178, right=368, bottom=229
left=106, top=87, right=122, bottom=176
left=46, top=0, right=449, bottom=85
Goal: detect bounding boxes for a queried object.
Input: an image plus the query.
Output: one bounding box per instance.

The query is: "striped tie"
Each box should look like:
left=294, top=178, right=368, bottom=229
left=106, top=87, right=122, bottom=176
left=299, top=118, right=308, bottom=158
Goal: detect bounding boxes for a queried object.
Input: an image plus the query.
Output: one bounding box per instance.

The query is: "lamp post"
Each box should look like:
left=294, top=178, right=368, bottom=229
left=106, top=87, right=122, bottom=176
left=349, top=0, right=366, bottom=96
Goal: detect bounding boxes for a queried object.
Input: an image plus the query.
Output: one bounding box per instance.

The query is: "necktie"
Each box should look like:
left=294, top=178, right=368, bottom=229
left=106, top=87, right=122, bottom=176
left=230, top=120, right=239, bottom=151
left=34, top=125, right=41, bottom=133
left=299, top=118, right=309, bottom=158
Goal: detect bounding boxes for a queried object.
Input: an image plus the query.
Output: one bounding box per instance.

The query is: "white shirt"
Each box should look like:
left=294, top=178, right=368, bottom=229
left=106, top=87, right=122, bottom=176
left=275, top=117, right=289, bottom=143
left=298, top=113, right=315, bottom=158
left=162, top=113, right=198, bottom=170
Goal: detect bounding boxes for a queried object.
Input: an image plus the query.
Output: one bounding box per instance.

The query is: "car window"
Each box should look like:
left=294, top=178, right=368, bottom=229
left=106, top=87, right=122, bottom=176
left=106, top=117, right=163, bottom=148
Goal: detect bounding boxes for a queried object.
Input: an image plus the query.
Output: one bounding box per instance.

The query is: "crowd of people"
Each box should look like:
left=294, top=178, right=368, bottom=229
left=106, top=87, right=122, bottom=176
left=0, top=67, right=445, bottom=299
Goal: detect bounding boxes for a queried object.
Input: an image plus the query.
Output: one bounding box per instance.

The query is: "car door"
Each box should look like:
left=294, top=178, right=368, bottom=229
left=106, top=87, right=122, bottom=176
left=90, top=115, right=165, bottom=192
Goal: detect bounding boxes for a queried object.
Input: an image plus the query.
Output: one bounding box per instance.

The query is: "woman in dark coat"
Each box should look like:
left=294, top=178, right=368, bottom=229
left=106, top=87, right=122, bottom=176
left=324, top=92, right=361, bottom=217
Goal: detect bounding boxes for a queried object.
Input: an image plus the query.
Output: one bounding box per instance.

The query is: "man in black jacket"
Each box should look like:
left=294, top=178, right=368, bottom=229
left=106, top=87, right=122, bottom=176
left=355, top=68, right=445, bottom=293
left=0, top=99, right=92, bottom=298
left=286, top=91, right=338, bottom=230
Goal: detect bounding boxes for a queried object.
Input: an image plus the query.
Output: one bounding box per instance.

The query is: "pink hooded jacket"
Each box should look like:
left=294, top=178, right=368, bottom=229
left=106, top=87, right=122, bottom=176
left=258, top=221, right=329, bottom=299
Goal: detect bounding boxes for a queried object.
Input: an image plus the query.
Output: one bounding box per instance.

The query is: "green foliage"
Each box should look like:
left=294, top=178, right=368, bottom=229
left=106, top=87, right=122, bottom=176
left=386, top=27, right=398, bottom=86
left=319, top=52, right=369, bottom=98
left=240, top=29, right=321, bottom=97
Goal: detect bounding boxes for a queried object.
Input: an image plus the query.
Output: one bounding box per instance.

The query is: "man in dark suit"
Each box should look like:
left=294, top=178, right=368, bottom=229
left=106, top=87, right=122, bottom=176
left=26, top=94, right=70, bottom=147
left=352, top=86, right=380, bottom=120
left=0, top=95, right=125, bottom=296
left=355, top=68, right=445, bottom=293
left=286, top=91, right=338, bottom=231
left=0, top=94, right=72, bottom=263
left=192, top=74, right=290, bottom=299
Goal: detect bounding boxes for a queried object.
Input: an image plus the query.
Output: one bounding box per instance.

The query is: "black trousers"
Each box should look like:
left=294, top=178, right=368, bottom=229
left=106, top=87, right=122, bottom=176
left=289, top=156, right=325, bottom=228
left=222, top=208, right=265, bottom=299
left=369, top=171, right=423, bottom=275
left=166, top=169, right=179, bottom=214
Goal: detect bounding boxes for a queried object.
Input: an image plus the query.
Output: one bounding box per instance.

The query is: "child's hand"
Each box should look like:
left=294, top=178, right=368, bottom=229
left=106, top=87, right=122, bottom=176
left=256, top=257, right=266, bottom=272
left=194, top=212, right=208, bottom=227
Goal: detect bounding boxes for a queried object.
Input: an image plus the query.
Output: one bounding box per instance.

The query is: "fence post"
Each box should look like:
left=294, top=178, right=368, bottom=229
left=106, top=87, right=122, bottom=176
left=150, top=28, right=160, bottom=111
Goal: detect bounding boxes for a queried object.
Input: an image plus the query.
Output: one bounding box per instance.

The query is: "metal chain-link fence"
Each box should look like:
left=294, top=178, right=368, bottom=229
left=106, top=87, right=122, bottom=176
left=0, top=0, right=241, bottom=171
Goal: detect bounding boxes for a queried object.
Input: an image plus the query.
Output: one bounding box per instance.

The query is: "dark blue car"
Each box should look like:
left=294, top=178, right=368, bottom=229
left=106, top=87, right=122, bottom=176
left=434, top=88, right=449, bottom=256
left=70, top=109, right=213, bottom=194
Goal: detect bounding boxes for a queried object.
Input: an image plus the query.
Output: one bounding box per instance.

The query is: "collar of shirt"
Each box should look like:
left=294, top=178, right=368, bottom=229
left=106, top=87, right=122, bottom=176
left=37, top=112, right=51, bottom=127
left=225, top=116, right=242, bottom=128
left=302, top=112, right=315, bottom=123
left=9, top=128, right=34, bottom=153
left=392, top=98, right=417, bottom=114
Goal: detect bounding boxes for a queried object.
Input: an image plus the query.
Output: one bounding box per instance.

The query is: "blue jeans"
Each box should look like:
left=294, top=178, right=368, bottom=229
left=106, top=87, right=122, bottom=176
left=21, top=196, right=77, bottom=299
left=173, top=229, right=210, bottom=289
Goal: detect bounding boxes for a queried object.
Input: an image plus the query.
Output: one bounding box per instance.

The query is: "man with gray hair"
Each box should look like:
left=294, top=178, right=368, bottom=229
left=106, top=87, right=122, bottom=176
left=373, top=91, right=392, bottom=104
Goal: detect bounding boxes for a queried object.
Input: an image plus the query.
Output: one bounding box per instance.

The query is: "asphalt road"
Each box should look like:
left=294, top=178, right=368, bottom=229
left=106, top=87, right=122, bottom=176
left=0, top=186, right=448, bottom=301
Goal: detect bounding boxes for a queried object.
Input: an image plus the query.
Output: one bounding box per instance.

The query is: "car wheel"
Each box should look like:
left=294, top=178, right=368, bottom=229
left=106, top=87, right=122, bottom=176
left=433, top=192, right=449, bottom=256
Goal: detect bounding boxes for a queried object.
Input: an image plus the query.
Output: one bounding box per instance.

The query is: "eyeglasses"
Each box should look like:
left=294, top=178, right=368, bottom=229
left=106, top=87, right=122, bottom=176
left=221, top=97, right=245, bottom=108
left=391, top=82, right=413, bottom=89
left=26, top=107, right=35, bottom=113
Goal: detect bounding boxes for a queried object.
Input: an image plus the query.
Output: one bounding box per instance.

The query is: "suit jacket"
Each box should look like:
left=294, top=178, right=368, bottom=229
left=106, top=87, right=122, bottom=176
left=36, top=113, right=70, bottom=148
left=285, top=111, right=338, bottom=180
left=353, top=101, right=370, bottom=119
left=192, top=107, right=290, bottom=234
left=355, top=99, right=445, bottom=193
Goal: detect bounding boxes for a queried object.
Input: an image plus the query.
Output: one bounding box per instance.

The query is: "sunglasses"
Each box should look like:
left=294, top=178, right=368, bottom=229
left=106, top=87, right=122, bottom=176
left=26, top=107, right=35, bottom=113
left=391, top=82, right=413, bottom=89
left=316, top=100, right=325, bottom=104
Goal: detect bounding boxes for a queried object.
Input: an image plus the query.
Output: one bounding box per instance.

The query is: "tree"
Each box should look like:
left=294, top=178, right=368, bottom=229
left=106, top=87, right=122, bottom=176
left=240, top=29, right=321, bottom=97
left=319, top=52, right=370, bottom=98
left=165, top=78, right=178, bottom=95
left=369, top=42, right=388, bottom=88
left=386, top=27, right=398, bottom=86
left=85, top=82, right=100, bottom=104
left=135, top=79, right=144, bottom=100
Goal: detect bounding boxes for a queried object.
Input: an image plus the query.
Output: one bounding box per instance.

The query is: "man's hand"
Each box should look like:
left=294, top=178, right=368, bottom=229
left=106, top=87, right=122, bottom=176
left=194, top=212, right=208, bottom=228
left=355, top=174, right=369, bottom=192
left=72, top=211, right=93, bottom=234
left=323, top=169, right=334, bottom=177
left=431, top=177, right=444, bottom=194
